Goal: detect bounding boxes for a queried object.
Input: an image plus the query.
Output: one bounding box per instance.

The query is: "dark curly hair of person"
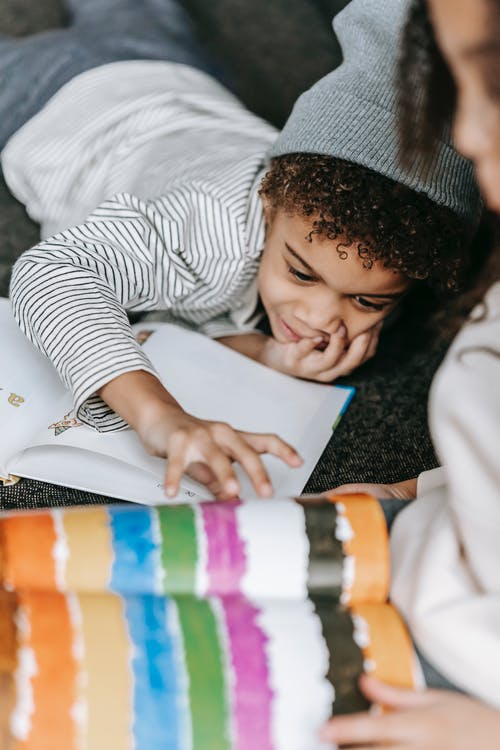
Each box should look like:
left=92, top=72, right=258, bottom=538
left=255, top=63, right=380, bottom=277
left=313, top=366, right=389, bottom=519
left=259, top=152, right=471, bottom=293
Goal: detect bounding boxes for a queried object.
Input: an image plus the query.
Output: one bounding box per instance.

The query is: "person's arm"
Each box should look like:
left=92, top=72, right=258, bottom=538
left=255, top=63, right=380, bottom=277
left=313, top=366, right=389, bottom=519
left=10, top=192, right=301, bottom=496
left=319, top=675, right=500, bottom=749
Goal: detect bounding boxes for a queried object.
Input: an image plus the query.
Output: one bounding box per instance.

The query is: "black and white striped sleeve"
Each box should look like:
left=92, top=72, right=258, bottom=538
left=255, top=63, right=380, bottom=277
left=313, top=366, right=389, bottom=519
left=9, top=191, right=206, bottom=432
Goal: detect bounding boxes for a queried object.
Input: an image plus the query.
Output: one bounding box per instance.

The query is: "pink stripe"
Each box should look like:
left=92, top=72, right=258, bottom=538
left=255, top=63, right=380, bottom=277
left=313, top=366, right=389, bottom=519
left=201, top=502, right=273, bottom=750
left=201, top=501, right=246, bottom=595
left=222, top=596, right=274, bottom=750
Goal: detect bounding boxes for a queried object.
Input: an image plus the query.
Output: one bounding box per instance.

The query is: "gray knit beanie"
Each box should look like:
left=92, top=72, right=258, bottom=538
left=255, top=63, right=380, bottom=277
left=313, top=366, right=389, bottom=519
left=270, top=0, right=481, bottom=222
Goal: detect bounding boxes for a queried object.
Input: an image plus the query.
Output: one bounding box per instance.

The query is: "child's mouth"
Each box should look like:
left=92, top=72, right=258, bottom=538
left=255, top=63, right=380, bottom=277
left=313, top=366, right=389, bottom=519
left=278, top=317, right=328, bottom=350
left=278, top=317, right=302, bottom=342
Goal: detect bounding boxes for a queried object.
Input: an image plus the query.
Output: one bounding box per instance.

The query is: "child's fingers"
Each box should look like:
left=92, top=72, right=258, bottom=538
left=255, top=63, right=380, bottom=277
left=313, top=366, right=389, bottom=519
left=364, top=322, right=383, bottom=362
left=185, top=462, right=225, bottom=498
left=196, top=440, right=240, bottom=497
left=312, top=332, right=372, bottom=382
left=164, top=433, right=189, bottom=497
left=359, top=675, right=433, bottom=710
left=242, top=432, right=303, bottom=467
left=319, top=712, right=399, bottom=746
left=314, top=327, right=347, bottom=369
left=223, top=433, right=275, bottom=497
left=164, top=427, right=239, bottom=498
left=294, top=336, right=324, bottom=358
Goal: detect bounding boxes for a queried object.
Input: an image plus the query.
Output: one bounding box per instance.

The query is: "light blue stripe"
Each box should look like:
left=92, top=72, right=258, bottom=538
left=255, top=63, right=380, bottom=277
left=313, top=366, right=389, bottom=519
left=108, top=506, right=159, bottom=594
left=124, top=595, right=182, bottom=750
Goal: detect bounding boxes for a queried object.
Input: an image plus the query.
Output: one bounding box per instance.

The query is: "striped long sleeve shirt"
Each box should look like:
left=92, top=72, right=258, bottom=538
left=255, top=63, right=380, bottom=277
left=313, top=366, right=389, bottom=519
left=5, top=61, right=278, bottom=431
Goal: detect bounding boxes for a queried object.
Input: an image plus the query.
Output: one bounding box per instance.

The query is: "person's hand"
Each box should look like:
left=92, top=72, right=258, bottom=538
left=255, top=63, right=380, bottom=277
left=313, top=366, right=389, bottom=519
left=137, top=403, right=302, bottom=499
left=319, top=674, right=500, bottom=749
left=99, top=369, right=302, bottom=499
left=327, top=477, right=418, bottom=500
left=261, top=323, right=382, bottom=382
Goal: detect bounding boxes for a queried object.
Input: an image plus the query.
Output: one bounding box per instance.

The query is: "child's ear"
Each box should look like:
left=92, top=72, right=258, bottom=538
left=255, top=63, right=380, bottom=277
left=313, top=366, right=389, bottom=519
left=260, top=196, right=275, bottom=230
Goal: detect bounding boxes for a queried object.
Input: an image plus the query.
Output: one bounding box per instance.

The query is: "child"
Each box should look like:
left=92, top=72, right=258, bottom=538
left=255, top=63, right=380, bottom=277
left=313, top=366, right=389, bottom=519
left=4, top=0, right=480, bottom=499
left=322, top=0, right=500, bottom=746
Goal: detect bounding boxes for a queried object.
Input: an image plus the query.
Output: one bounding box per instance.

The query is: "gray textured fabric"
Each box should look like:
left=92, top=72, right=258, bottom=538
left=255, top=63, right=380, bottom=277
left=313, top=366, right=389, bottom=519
left=270, top=0, right=481, bottom=222
left=0, top=0, right=220, bottom=149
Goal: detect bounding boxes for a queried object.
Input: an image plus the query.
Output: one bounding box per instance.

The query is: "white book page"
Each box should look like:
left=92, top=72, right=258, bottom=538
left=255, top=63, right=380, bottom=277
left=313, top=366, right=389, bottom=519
left=0, top=299, right=69, bottom=477
left=9, top=444, right=206, bottom=503
left=138, top=323, right=353, bottom=497
left=10, top=321, right=353, bottom=503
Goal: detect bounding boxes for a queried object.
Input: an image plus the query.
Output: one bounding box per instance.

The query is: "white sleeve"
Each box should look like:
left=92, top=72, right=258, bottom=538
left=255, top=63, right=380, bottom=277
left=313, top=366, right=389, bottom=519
left=9, top=192, right=199, bottom=431
left=416, top=466, right=447, bottom=496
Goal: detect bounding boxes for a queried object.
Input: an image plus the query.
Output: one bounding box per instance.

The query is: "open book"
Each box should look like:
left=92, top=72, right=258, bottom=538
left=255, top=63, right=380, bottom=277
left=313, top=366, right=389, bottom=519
left=0, top=494, right=420, bottom=750
left=0, top=298, right=353, bottom=502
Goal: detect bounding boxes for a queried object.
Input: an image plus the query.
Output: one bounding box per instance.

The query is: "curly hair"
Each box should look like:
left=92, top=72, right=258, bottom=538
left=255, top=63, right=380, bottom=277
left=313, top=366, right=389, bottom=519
left=259, top=152, right=471, bottom=293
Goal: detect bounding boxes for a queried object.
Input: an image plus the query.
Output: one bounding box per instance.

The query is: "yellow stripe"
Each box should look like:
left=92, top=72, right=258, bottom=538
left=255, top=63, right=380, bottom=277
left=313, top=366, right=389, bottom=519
left=63, top=509, right=114, bottom=592
left=78, top=594, right=133, bottom=750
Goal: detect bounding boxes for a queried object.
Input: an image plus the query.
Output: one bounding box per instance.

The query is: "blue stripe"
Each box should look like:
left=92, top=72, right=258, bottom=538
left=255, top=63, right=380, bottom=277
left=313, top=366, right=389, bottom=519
left=124, top=595, right=183, bottom=750
left=108, top=506, right=159, bottom=594
left=332, top=385, right=356, bottom=430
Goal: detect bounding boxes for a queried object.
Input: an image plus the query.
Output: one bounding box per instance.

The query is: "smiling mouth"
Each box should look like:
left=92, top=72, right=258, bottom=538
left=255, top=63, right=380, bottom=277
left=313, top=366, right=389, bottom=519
left=278, top=316, right=302, bottom=342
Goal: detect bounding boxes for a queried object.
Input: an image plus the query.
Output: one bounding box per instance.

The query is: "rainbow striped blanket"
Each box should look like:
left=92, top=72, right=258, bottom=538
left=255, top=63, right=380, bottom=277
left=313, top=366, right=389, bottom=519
left=0, top=495, right=416, bottom=750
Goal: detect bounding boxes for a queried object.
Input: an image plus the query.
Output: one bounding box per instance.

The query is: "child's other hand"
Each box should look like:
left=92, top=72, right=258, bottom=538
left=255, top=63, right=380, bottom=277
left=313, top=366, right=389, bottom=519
left=262, top=322, right=382, bottom=382
left=319, top=674, right=500, bottom=749
left=327, top=478, right=418, bottom=500
left=137, top=406, right=302, bottom=500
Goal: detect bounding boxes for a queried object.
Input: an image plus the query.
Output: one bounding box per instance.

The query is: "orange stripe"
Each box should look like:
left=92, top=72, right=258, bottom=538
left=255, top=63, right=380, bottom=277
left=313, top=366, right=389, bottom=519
left=0, top=591, right=17, bottom=750
left=19, top=592, right=78, bottom=750
left=1, top=515, right=58, bottom=590
left=0, top=590, right=17, bottom=673
left=351, top=602, right=416, bottom=689
left=326, top=493, right=389, bottom=603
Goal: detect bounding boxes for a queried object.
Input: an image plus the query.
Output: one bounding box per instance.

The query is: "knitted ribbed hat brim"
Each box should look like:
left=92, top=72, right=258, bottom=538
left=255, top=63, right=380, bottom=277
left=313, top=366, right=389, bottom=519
left=270, top=0, right=481, bottom=222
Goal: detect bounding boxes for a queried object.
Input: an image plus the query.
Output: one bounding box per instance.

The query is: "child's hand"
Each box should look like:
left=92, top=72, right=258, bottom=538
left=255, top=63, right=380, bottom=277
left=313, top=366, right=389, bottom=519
left=99, top=370, right=302, bottom=500
left=262, top=323, right=382, bottom=382
left=319, top=674, right=500, bottom=749
left=137, top=405, right=302, bottom=499
left=326, top=478, right=418, bottom=500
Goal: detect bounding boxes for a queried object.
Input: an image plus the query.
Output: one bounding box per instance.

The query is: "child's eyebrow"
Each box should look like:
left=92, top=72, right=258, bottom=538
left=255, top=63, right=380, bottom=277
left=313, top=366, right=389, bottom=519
left=285, top=243, right=320, bottom=276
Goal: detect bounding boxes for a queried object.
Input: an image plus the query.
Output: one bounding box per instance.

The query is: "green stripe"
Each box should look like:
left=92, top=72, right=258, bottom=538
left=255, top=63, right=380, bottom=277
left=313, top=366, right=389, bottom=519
left=158, top=505, right=198, bottom=593
left=175, top=595, right=230, bottom=750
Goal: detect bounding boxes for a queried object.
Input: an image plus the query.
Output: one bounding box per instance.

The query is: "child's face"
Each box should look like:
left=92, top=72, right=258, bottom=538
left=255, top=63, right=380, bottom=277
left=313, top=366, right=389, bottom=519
left=258, top=210, right=409, bottom=348
left=428, top=0, right=500, bottom=215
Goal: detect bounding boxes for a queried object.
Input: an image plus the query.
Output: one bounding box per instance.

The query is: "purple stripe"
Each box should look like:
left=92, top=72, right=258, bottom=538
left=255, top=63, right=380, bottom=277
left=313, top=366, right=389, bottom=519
left=200, top=501, right=273, bottom=750
left=222, top=596, right=274, bottom=750
left=200, top=501, right=246, bottom=595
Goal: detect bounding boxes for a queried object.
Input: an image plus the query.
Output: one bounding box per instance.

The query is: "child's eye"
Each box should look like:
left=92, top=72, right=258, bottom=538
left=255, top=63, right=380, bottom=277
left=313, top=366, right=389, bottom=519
left=352, top=296, right=386, bottom=312
left=288, top=265, right=317, bottom=283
